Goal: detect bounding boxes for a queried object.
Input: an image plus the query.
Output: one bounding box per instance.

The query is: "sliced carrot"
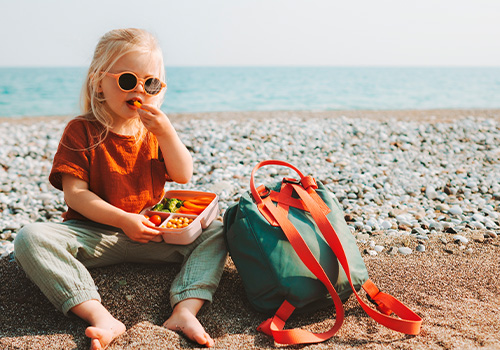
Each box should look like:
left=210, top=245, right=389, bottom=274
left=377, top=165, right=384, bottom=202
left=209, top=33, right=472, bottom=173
left=181, top=207, right=203, bottom=215
left=194, top=195, right=214, bottom=201
left=177, top=207, right=202, bottom=215
left=189, top=197, right=213, bottom=205
left=183, top=201, right=207, bottom=211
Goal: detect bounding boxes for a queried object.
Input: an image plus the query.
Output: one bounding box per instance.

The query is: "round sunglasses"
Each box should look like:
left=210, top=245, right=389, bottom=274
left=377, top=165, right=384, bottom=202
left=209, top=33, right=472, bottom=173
left=104, top=71, right=166, bottom=96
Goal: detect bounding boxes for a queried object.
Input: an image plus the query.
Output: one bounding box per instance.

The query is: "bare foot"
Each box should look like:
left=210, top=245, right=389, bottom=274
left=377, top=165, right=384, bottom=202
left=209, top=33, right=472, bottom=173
left=163, top=299, right=214, bottom=347
left=85, top=319, right=126, bottom=350
left=71, top=300, right=126, bottom=350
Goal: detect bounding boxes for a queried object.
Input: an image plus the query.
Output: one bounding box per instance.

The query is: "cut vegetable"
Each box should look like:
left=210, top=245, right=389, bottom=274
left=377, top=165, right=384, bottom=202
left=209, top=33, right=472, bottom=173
left=178, top=207, right=202, bottom=215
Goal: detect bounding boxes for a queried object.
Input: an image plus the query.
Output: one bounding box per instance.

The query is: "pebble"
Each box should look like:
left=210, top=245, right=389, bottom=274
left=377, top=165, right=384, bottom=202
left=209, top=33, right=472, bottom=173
left=486, top=231, right=498, bottom=239
left=472, top=213, right=485, bottom=222
left=436, top=203, right=450, bottom=212
left=453, top=235, right=469, bottom=244
left=1, top=115, right=499, bottom=259
left=449, top=205, right=463, bottom=216
left=416, top=235, right=429, bottom=241
left=416, top=244, right=426, bottom=252
left=381, top=220, right=392, bottom=230
left=366, top=250, right=378, bottom=256
left=398, top=247, right=413, bottom=255
left=429, top=222, right=444, bottom=232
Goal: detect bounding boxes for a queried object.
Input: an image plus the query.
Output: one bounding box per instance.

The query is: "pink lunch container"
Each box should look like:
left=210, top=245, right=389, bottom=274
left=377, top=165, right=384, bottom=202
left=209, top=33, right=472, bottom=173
left=143, top=190, right=219, bottom=245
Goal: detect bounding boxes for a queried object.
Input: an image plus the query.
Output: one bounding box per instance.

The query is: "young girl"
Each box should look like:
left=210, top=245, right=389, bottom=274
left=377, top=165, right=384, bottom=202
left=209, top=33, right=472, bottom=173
left=14, top=28, right=227, bottom=349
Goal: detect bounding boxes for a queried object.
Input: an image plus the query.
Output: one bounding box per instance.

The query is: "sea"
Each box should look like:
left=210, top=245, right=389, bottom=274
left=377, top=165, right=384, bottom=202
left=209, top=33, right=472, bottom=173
left=1, top=66, right=499, bottom=118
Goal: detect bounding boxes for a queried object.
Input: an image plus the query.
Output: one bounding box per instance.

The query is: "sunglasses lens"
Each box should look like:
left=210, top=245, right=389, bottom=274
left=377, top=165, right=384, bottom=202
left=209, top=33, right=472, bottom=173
left=118, top=73, right=138, bottom=91
left=144, top=78, right=163, bottom=95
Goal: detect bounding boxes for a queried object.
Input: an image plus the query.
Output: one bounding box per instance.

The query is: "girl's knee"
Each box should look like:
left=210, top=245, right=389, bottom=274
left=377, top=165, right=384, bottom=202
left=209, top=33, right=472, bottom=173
left=14, top=222, right=52, bottom=257
left=15, top=223, right=39, bottom=246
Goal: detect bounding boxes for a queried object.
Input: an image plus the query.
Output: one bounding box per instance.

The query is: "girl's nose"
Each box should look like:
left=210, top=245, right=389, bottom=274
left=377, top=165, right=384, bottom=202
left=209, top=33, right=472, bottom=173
left=134, top=81, right=146, bottom=93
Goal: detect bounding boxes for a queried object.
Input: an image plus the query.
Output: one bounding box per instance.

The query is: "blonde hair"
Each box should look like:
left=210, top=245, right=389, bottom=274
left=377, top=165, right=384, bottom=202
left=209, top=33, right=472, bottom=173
left=80, top=28, right=166, bottom=143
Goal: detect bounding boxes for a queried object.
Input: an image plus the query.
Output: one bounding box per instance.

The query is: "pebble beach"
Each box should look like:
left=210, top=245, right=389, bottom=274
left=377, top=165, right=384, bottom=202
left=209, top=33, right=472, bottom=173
left=1, top=109, right=500, bottom=349
left=1, top=109, right=499, bottom=257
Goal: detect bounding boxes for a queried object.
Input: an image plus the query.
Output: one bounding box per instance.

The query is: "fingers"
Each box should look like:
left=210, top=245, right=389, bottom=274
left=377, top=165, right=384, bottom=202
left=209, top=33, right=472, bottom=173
left=134, top=233, right=162, bottom=244
left=131, top=224, right=164, bottom=243
left=143, top=226, right=163, bottom=236
left=140, top=224, right=164, bottom=242
left=138, top=109, right=156, bottom=124
left=150, top=235, right=163, bottom=243
left=138, top=108, right=163, bottom=131
left=142, top=218, right=162, bottom=230
left=142, top=219, right=157, bottom=229
left=138, top=103, right=168, bottom=123
left=137, top=103, right=160, bottom=116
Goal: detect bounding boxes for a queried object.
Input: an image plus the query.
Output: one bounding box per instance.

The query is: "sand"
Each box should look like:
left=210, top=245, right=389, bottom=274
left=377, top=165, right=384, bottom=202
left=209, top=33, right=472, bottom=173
left=1, top=109, right=500, bottom=350
left=2, top=236, right=500, bottom=350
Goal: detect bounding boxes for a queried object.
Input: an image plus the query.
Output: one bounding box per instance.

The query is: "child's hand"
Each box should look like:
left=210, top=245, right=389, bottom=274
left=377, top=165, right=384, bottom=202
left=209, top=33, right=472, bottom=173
left=120, top=212, right=163, bottom=243
left=137, top=103, right=173, bottom=137
left=137, top=102, right=193, bottom=184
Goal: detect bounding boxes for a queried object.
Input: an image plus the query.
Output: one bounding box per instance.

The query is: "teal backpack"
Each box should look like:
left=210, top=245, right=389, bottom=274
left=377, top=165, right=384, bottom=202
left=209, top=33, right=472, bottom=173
left=223, top=160, right=422, bottom=345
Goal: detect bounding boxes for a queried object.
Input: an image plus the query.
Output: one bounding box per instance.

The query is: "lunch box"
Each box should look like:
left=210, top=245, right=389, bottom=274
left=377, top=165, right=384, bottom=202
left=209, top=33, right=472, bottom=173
left=143, top=190, right=219, bottom=245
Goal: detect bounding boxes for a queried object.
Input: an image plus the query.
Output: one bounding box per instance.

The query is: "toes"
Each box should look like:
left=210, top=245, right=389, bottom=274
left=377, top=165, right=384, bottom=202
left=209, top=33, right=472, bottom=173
left=192, top=332, right=214, bottom=347
left=89, top=338, right=103, bottom=350
left=205, top=334, right=215, bottom=348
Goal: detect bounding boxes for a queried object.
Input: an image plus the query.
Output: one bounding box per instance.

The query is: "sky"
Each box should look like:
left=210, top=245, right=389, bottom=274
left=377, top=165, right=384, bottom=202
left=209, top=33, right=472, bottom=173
left=1, top=0, right=499, bottom=67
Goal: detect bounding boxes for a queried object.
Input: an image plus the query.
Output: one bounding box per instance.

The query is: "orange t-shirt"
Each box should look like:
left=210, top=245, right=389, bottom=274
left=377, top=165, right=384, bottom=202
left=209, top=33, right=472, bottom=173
left=49, top=118, right=170, bottom=222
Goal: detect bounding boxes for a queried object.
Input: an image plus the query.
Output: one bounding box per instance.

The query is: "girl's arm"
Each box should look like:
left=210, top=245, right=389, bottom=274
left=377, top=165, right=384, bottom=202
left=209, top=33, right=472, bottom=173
left=62, top=174, right=162, bottom=243
left=138, top=105, right=193, bottom=183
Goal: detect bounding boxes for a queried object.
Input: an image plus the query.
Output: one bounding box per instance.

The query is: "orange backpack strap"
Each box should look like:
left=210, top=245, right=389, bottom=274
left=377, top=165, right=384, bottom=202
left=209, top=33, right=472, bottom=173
left=361, top=279, right=422, bottom=334
left=251, top=160, right=422, bottom=344
left=291, top=182, right=422, bottom=336
left=256, top=185, right=345, bottom=344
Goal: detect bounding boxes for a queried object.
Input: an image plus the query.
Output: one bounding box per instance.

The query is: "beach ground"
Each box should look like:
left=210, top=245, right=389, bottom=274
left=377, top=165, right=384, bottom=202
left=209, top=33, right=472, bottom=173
left=1, top=236, right=500, bottom=350
left=1, top=109, right=500, bottom=350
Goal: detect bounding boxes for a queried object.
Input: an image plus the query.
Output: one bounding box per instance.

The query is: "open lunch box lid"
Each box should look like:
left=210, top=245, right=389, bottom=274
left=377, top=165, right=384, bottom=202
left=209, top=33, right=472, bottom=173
left=142, top=190, right=219, bottom=245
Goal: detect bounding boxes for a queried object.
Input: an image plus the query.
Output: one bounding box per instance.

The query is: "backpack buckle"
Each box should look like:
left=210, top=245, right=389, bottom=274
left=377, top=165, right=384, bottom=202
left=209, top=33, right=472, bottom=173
left=282, top=177, right=301, bottom=185
left=258, top=186, right=271, bottom=199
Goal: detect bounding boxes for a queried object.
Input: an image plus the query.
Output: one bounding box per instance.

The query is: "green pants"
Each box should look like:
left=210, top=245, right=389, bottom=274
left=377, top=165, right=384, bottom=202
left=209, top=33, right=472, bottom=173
left=14, top=219, right=227, bottom=316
